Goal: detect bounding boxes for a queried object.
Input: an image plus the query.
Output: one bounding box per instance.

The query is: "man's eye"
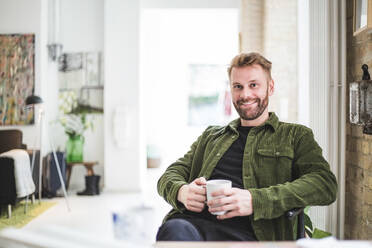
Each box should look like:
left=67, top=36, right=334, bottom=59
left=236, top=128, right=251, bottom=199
left=250, top=83, right=257, bottom=88
left=233, top=85, right=242, bottom=89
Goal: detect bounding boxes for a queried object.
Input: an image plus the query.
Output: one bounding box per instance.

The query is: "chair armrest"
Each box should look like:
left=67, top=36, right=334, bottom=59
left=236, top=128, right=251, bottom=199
left=286, top=208, right=305, bottom=239
left=285, top=207, right=304, bottom=220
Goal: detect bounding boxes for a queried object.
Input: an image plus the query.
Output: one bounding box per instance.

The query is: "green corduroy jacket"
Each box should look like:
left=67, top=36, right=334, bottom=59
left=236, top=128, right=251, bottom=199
left=157, top=113, right=338, bottom=241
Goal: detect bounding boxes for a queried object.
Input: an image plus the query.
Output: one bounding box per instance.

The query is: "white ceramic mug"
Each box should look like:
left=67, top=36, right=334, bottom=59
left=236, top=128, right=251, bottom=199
left=206, top=179, right=232, bottom=215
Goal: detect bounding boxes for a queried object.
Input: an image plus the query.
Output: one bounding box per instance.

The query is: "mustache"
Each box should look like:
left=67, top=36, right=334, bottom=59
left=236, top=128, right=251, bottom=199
left=237, top=98, right=259, bottom=105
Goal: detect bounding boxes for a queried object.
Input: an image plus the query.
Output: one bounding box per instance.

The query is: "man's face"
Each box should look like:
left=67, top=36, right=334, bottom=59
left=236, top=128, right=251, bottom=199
left=230, top=65, right=274, bottom=121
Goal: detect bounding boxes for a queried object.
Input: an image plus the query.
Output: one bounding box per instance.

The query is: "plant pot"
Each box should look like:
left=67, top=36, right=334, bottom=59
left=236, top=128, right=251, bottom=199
left=66, top=135, right=84, bottom=163
left=147, top=157, right=161, bottom=168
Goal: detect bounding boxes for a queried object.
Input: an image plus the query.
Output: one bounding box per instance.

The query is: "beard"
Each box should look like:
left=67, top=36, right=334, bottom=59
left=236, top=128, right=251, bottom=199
left=233, top=91, right=269, bottom=121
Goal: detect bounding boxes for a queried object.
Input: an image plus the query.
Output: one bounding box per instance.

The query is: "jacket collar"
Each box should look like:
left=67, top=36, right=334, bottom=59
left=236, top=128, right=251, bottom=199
left=226, top=112, right=279, bottom=133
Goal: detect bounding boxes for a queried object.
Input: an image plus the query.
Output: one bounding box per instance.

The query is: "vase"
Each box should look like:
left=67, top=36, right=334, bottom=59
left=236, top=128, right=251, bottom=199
left=66, top=135, right=84, bottom=163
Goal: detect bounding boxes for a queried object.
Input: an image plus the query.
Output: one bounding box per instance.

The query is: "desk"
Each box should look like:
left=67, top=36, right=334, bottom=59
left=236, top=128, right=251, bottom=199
left=154, top=241, right=372, bottom=248
left=155, top=242, right=298, bottom=248
left=66, top=161, right=98, bottom=189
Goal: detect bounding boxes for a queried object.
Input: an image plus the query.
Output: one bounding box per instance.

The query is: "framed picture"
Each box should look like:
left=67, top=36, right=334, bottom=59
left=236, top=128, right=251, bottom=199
left=353, top=0, right=372, bottom=35
left=58, top=52, right=103, bottom=113
left=84, top=52, right=101, bottom=87
left=58, top=52, right=101, bottom=89
left=0, top=34, right=35, bottom=125
left=58, top=53, right=83, bottom=72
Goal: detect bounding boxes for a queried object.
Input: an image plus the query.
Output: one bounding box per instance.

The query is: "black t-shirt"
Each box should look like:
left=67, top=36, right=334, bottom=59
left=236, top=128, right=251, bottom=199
left=185, top=125, right=254, bottom=234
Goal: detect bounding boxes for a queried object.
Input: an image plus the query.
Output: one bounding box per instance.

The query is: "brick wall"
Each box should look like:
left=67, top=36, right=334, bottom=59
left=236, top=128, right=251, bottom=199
left=240, top=0, right=298, bottom=123
left=345, top=0, right=372, bottom=240
left=263, top=0, right=297, bottom=123
left=240, top=0, right=264, bottom=53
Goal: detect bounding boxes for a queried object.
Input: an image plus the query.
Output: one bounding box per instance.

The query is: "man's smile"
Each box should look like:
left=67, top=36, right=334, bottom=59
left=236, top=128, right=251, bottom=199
left=238, top=100, right=258, bottom=107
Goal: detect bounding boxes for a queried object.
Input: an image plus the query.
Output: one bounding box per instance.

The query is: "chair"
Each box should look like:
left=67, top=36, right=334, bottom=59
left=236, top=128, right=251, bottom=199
left=286, top=208, right=305, bottom=240
left=0, top=130, right=35, bottom=218
left=0, top=130, right=27, bottom=153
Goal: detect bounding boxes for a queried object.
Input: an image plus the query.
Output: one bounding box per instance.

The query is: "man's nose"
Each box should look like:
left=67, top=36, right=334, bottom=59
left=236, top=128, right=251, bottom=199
left=240, top=88, right=253, bottom=99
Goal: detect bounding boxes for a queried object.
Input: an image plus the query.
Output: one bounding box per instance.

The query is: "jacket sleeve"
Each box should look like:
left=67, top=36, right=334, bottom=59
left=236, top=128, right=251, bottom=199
left=249, top=128, right=338, bottom=221
left=157, top=131, right=206, bottom=212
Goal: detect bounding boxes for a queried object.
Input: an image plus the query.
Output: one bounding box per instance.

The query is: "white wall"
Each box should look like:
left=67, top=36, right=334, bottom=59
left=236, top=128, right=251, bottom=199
left=55, top=0, right=105, bottom=191
left=140, top=9, right=239, bottom=170
left=60, top=0, right=104, bottom=52
left=104, top=0, right=145, bottom=192
left=297, top=0, right=309, bottom=127
left=0, top=0, right=51, bottom=154
left=263, top=0, right=298, bottom=123
left=139, top=0, right=239, bottom=187
left=57, top=0, right=239, bottom=193
left=0, top=0, right=104, bottom=191
left=141, top=0, right=239, bottom=8
left=0, top=0, right=238, bottom=194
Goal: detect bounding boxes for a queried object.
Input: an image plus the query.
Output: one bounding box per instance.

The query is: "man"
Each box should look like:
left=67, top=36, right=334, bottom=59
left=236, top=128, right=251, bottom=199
left=156, top=52, right=337, bottom=241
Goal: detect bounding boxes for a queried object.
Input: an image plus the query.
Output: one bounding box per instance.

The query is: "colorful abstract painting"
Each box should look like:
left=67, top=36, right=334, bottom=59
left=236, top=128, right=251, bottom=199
left=0, top=34, right=35, bottom=125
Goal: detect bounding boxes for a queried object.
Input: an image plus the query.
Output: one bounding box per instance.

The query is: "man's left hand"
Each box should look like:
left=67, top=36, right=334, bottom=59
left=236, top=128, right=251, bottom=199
left=207, top=188, right=253, bottom=220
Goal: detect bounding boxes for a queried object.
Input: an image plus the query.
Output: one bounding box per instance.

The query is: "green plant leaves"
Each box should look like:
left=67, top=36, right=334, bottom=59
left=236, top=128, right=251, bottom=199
left=312, top=228, right=332, bottom=239
left=304, top=213, right=313, bottom=238
left=303, top=211, right=332, bottom=239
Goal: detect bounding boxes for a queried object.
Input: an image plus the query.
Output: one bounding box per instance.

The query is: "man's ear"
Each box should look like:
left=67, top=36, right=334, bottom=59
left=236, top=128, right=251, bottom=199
left=268, top=79, right=274, bottom=96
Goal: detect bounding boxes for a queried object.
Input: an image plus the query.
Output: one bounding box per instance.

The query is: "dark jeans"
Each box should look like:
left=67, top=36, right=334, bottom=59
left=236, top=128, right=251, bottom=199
left=156, top=216, right=257, bottom=241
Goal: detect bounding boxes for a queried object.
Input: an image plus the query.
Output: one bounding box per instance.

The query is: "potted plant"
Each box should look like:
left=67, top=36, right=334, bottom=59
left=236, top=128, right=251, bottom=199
left=147, top=144, right=162, bottom=168
left=58, top=91, right=93, bottom=163
left=304, top=207, right=332, bottom=239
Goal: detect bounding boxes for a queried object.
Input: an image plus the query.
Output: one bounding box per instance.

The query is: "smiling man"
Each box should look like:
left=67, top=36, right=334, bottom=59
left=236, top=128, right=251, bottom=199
left=156, top=53, right=337, bottom=241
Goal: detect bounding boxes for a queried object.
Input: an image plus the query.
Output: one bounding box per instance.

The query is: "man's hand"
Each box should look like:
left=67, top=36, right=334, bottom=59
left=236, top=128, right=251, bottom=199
left=207, top=187, right=253, bottom=220
left=177, top=177, right=207, bottom=213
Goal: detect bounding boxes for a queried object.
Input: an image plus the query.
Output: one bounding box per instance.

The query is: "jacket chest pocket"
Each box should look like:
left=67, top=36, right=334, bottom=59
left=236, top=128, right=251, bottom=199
left=255, top=146, right=294, bottom=187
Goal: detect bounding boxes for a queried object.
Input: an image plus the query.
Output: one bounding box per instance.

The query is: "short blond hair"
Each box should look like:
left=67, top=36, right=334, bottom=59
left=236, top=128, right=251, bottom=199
left=227, top=52, right=272, bottom=80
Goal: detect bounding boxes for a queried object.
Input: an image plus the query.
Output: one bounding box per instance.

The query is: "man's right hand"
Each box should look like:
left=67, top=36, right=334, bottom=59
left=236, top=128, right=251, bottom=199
left=177, top=177, right=207, bottom=213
